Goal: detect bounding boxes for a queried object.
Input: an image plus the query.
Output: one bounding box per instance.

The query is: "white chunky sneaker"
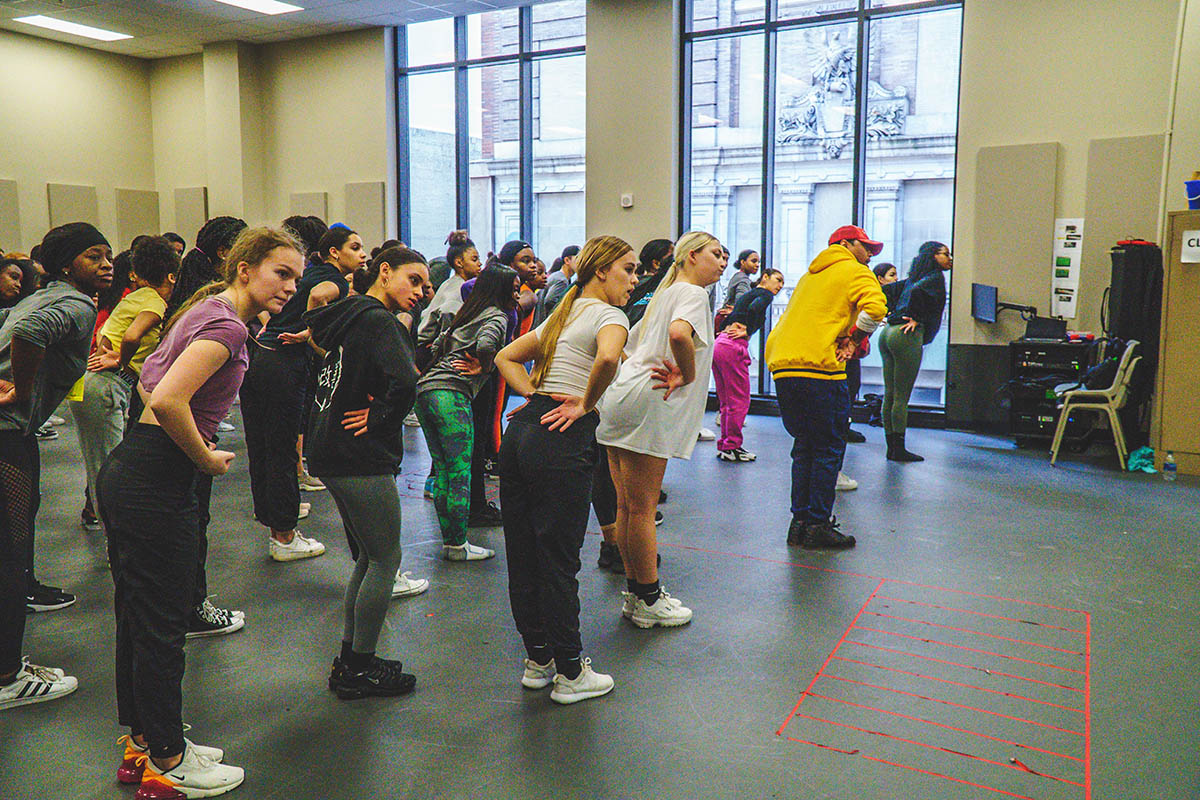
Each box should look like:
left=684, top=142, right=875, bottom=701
left=0, top=658, right=77, bottom=710
left=269, top=532, right=326, bottom=562
left=631, top=591, right=693, bottom=629
left=620, top=591, right=637, bottom=619
left=442, top=542, right=495, bottom=561
left=835, top=471, right=859, bottom=491
left=549, top=659, right=614, bottom=705
left=391, top=571, right=430, bottom=599
left=297, top=502, right=311, bottom=520
left=136, top=742, right=244, bottom=799
left=118, top=734, right=224, bottom=785
left=521, top=658, right=556, bottom=689
left=697, top=427, right=716, bottom=442
left=298, top=472, right=326, bottom=492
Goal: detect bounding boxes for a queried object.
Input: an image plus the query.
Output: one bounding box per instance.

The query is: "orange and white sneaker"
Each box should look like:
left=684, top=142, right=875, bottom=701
left=118, top=735, right=225, bottom=785
left=134, top=743, right=242, bottom=799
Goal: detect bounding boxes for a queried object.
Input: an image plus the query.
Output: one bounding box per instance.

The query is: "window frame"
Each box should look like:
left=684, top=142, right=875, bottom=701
left=395, top=8, right=587, bottom=249
left=679, top=0, right=965, bottom=399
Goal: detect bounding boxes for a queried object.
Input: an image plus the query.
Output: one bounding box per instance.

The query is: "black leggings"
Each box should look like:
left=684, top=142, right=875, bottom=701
left=591, top=444, right=617, bottom=528
left=99, top=424, right=201, bottom=759
left=499, top=395, right=598, bottom=662
left=470, top=373, right=498, bottom=509
left=240, top=343, right=307, bottom=532
left=0, top=431, right=38, bottom=675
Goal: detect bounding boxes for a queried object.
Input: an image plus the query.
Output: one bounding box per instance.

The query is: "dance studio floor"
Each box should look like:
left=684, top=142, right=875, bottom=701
left=8, top=409, right=1199, bottom=800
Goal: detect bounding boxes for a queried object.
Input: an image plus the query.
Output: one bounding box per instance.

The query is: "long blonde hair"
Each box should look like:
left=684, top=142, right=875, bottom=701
left=635, top=230, right=717, bottom=346
left=529, top=234, right=632, bottom=390
left=164, top=226, right=302, bottom=333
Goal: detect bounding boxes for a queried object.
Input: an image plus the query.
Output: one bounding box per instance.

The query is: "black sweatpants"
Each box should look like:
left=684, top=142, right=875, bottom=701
left=470, top=373, right=498, bottom=510
left=591, top=444, right=617, bottom=528
left=498, top=395, right=598, bottom=662
left=0, top=431, right=38, bottom=675
left=98, top=424, right=200, bottom=759
left=240, top=342, right=307, bottom=532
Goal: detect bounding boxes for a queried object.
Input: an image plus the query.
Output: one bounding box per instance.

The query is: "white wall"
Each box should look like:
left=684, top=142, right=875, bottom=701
left=0, top=29, right=154, bottom=250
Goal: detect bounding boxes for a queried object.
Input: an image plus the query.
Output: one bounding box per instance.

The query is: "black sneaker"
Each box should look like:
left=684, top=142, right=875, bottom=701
left=468, top=501, right=503, bottom=528
left=34, top=424, right=58, bottom=441
left=658, top=490, right=667, bottom=504
left=335, top=658, right=416, bottom=700
left=845, top=427, right=866, bottom=443
left=186, top=599, right=245, bottom=639
left=598, top=541, right=616, bottom=569
left=786, top=519, right=807, bottom=547
left=25, top=581, right=75, bottom=613
left=802, top=517, right=856, bottom=550
left=328, top=657, right=346, bottom=691
left=654, top=510, right=664, bottom=527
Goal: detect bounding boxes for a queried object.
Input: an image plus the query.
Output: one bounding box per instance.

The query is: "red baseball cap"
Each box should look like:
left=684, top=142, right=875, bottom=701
left=828, top=225, right=884, bottom=256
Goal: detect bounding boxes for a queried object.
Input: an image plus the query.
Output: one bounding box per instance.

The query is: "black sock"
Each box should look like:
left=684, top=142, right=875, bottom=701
left=626, top=578, right=638, bottom=593
left=524, top=641, right=553, bottom=665
left=345, top=649, right=373, bottom=672
left=635, top=580, right=661, bottom=605
left=339, top=641, right=354, bottom=662
left=555, top=653, right=582, bottom=680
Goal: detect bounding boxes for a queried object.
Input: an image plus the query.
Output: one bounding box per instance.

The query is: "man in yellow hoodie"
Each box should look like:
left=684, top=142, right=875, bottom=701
left=765, top=225, right=888, bottom=550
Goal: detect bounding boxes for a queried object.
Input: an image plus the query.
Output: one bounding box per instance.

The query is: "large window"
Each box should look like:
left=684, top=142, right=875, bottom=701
left=398, top=2, right=586, bottom=267
left=683, top=0, right=963, bottom=404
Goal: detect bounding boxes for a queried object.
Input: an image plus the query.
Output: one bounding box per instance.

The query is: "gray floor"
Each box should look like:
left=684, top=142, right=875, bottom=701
left=5, top=409, right=1199, bottom=800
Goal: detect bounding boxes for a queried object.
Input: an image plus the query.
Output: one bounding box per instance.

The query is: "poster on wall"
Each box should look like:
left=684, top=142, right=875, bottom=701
left=1050, top=218, right=1084, bottom=318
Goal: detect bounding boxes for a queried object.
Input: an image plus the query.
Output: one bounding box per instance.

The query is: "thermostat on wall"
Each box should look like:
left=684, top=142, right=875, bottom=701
left=620, top=193, right=634, bottom=209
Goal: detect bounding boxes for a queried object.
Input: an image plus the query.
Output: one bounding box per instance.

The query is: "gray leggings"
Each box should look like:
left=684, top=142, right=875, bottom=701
left=878, top=322, right=925, bottom=435
left=323, top=474, right=404, bottom=654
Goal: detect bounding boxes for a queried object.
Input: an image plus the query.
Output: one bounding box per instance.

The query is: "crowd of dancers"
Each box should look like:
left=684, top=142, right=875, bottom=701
left=0, top=213, right=948, bottom=798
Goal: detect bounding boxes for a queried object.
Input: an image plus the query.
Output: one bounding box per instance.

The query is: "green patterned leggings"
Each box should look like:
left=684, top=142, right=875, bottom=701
left=415, top=389, right=474, bottom=546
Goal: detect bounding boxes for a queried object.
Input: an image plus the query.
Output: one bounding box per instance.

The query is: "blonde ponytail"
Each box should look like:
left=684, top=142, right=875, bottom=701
left=529, top=235, right=631, bottom=389
left=635, top=230, right=717, bottom=346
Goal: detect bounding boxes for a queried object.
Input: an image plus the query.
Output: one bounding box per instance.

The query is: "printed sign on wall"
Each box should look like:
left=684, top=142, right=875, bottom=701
left=1051, top=218, right=1084, bottom=318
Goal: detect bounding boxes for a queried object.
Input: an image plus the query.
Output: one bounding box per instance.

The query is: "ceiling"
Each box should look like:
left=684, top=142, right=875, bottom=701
left=0, top=0, right=530, bottom=59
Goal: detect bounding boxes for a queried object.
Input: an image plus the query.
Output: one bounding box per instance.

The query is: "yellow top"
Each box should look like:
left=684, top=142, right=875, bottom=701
left=99, top=286, right=168, bottom=374
left=765, top=244, right=888, bottom=381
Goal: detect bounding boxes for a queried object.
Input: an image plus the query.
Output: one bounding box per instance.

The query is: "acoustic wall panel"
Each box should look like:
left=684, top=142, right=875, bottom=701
left=0, top=180, right=19, bottom=252
left=344, top=181, right=385, bottom=250
left=174, top=187, right=209, bottom=243
left=972, top=142, right=1060, bottom=343
left=289, top=192, right=328, bottom=220
left=115, top=189, right=161, bottom=251
left=47, top=183, right=99, bottom=228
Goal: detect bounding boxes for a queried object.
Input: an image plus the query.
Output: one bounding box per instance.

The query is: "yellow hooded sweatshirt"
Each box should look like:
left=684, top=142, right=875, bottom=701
left=765, top=244, right=888, bottom=381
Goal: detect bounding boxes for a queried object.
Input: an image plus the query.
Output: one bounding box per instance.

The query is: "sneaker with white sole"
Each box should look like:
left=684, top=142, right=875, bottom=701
left=549, top=658, right=614, bottom=705
left=521, top=658, right=556, bottom=689
left=403, top=411, right=421, bottom=427
left=631, top=591, right=693, bottom=629
left=835, top=471, right=858, bottom=491
left=135, top=742, right=244, bottom=800
left=118, top=735, right=224, bottom=785
left=297, top=502, right=311, bottom=520
left=298, top=472, right=326, bottom=492
left=442, top=542, right=495, bottom=561
left=269, top=532, right=326, bottom=562
left=620, top=591, right=637, bottom=619
left=186, top=599, right=245, bottom=639
left=717, top=447, right=756, bottom=463
left=48, top=414, right=66, bottom=426
left=391, top=571, right=429, bottom=599
left=216, top=420, right=235, bottom=433
left=0, top=658, right=77, bottom=710
left=697, top=427, right=716, bottom=442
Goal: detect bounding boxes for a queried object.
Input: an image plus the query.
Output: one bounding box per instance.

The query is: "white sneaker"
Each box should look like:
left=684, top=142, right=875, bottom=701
left=403, top=411, right=421, bottom=427
left=620, top=591, right=637, bottom=619
left=631, top=591, right=693, bottom=629
left=0, top=658, right=77, bottom=710
left=269, top=532, right=326, bottom=562
left=48, top=414, right=66, bottom=426
left=836, top=471, right=858, bottom=491
left=216, top=420, right=235, bottom=433
left=391, top=570, right=429, bottom=599
left=119, top=734, right=225, bottom=785
left=297, top=502, right=311, bottom=520
left=298, top=472, right=326, bottom=492
left=137, top=742, right=244, bottom=798
left=697, top=427, right=716, bottom=442
left=443, top=542, right=495, bottom=561
left=521, top=658, right=556, bottom=689
left=550, top=658, right=614, bottom=705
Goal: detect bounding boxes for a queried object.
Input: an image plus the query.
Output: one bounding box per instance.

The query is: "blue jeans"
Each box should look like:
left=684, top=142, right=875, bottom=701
left=775, top=376, right=849, bottom=524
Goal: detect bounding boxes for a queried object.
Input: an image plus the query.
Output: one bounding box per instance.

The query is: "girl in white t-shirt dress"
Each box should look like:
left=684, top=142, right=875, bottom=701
left=493, top=236, right=638, bottom=705
left=595, top=231, right=725, bottom=629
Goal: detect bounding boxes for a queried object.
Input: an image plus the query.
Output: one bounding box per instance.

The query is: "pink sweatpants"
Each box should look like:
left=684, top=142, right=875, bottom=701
left=712, top=332, right=751, bottom=451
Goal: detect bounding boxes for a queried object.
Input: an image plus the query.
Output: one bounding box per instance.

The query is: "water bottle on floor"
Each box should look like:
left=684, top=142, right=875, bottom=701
left=1163, top=451, right=1177, bottom=482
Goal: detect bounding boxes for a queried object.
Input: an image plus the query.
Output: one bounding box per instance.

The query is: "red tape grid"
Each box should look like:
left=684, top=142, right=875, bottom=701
left=777, top=577, right=1092, bottom=800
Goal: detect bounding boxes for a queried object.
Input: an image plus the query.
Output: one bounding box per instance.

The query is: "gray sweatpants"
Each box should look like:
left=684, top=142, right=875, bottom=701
left=323, top=474, right=405, bottom=654
left=69, top=370, right=132, bottom=517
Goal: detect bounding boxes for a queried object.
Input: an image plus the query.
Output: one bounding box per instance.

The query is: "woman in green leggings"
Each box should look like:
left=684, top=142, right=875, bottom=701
left=414, top=265, right=519, bottom=560
left=878, top=241, right=952, bottom=462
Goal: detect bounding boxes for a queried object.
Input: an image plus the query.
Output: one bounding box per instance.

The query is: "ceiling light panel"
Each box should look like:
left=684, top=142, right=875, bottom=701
left=208, top=0, right=305, bottom=14
left=12, top=14, right=133, bottom=41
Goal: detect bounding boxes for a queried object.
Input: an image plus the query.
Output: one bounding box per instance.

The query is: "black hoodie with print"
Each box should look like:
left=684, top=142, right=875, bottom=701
left=303, top=294, right=418, bottom=477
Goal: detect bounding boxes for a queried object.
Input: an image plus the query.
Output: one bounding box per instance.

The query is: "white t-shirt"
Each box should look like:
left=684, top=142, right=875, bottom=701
left=534, top=298, right=629, bottom=397
left=596, top=282, right=714, bottom=459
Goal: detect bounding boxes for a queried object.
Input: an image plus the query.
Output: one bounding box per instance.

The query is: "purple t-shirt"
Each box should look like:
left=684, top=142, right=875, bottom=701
left=139, top=296, right=249, bottom=441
